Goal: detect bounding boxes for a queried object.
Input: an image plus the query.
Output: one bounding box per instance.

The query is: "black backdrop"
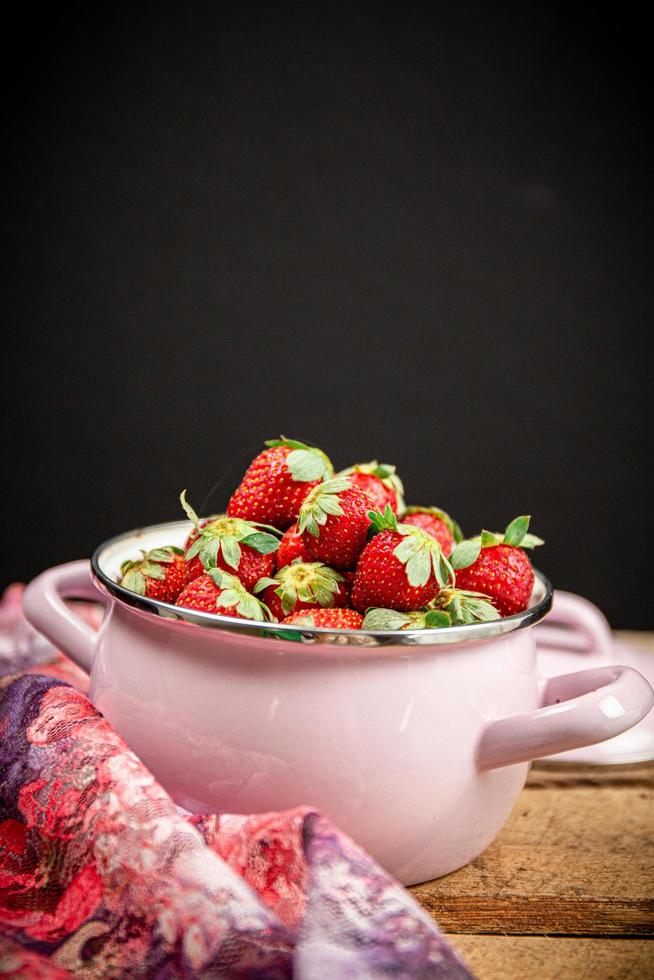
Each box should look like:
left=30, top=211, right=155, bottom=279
left=2, top=3, right=651, bottom=627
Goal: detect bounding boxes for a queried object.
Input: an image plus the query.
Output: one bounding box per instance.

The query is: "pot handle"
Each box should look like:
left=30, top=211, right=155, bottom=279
left=477, top=665, right=654, bottom=770
left=22, top=560, right=107, bottom=674
left=534, top=590, right=614, bottom=659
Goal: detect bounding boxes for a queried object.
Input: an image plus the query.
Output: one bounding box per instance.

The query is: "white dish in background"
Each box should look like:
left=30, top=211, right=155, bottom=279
left=535, top=591, right=654, bottom=764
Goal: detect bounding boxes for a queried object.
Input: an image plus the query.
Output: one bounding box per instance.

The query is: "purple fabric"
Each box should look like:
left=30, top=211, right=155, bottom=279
left=0, top=587, right=473, bottom=978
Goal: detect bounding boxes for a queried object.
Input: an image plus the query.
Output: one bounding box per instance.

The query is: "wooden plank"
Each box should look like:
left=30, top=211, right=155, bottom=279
left=412, top=634, right=654, bottom=977
left=527, top=762, right=654, bottom=788
left=447, top=935, right=654, bottom=980
left=616, top=630, right=654, bottom=653
left=411, top=763, right=654, bottom=935
left=424, top=895, right=652, bottom=936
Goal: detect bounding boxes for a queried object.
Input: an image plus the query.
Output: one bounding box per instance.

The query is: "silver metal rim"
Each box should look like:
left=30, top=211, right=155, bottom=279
left=91, top=519, right=553, bottom=647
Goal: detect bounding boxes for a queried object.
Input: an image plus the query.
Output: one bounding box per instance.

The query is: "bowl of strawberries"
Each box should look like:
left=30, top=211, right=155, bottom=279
left=23, top=438, right=654, bottom=884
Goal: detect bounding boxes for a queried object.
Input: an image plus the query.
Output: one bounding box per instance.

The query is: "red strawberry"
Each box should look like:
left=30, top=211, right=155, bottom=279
left=254, top=561, right=348, bottom=620
left=119, top=547, right=188, bottom=603
left=351, top=507, right=454, bottom=612
left=227, top=437, right=333, bottom=529
left=451, top=516, right=543, bottom=617
left=281, top=607, right=364, bottom=630
left=362, top=589, right=499, bottom=630
left=298, top=478, right=374, bottom=570
left=402, top=506, right=463, bottom=558
left=175, top=570, right=272, bottom=621
left=181, top=492, right=279, bottom=591
left=184, top=518, right=217, bottom=581
left=275, top=522, right=314, bottom=568
left=336, top=461, right=405, bottom=514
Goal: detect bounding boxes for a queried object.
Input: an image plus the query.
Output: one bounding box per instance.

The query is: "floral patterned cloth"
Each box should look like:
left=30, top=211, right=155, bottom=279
left=0, top=586, right=472, bottom=978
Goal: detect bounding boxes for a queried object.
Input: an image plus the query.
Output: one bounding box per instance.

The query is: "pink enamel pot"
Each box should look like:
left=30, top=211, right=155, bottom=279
left=23, top=520, right=654, bottom=886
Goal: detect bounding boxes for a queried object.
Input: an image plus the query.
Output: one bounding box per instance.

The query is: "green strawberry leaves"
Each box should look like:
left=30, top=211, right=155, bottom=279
left=265, top=436, right=334, bottom=482
left=220, top=535, right=242, bottom=571
left=480, top=529, right=502, bottom=548
left=484, top=515, right=544, bottom=549
left=433, top=588, right=500, bottom=624
left=139, top=563, right=167, bottom=580
left=265, top=437, right=315, bottom=451
left=450, top=516, right=544, bottom=571
left=393, top=536, right=431, bottom=585
left=367, top=504, right=398, bottom=535
left=253, top=562, right=344, bottom=615
left=362, top=608, right=418, bottom=631
left=297, top=477, right=351, bottom=537
left=450, top=539, right=482, bottom=570
left=362, top=607, right=452, bottom=630
left=181, top=490, right=280, bottom=571
left=423, top=609, right=453, bottom=627
left=120, top=569, right=148, bottom=595
left=179, top=489, right=203, bottom=530
left=240, top=532, right=280, bottom=555
left=366, top=505, right=455, bottom=587
left=519, top=533, right=545, bottom=548
left=119, top=546, right=184, bottom=595
left=287, top=563, right=343, bottom=610
left=252, top=576, right=279, bottom=593
left=362, top=589, right=498, bottom=631
left=286, top=449, right=332, bottom=482
left=146, top=546, right=184, bottom=563
left=393, top=527, right=454, bottom=588
left=207, top=569, right=273, bottom=622
left=503, top=515, right=531, bottom=546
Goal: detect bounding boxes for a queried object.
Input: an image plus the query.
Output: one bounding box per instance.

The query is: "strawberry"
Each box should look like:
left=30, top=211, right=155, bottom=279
left=336, top=461, right=405, bottom=514
left=183, top=518, right=217, bottom=580
left=119, top=547, right=188, bottom=603
left=297, top=478, right=374, bottom=569
left=351, top=507, right=454, bottom=612
left=451, top=516, right=544, bottom=617
left=402, top=506, right=462, bottom=558
left=181, top=492, right=279, bottom=591
left=362, top=589, right=499, bottom=630
left=227, top=437, right=333, bottom=529
left=275, top=522, right=314, bottom=568
left=281, top=607, right=364, bottom=630
left=254, top=561, right=348, bottom=620
left=175, top=570, right=272, bottom=621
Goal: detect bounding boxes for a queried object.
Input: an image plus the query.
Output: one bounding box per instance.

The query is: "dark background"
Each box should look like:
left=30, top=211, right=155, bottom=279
left=2, top=3, right=651, bottom=626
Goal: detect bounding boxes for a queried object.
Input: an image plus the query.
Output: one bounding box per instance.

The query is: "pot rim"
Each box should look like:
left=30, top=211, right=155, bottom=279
left=91, top=519, right=553, bottom=647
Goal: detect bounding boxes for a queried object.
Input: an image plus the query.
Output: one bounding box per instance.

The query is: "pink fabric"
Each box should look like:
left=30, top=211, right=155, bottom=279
left=0, top=585, right=472, bottom=978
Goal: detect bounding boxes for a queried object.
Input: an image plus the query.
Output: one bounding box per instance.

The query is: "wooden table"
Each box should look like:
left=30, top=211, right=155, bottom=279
left=410, top=632, right=654, bottom=979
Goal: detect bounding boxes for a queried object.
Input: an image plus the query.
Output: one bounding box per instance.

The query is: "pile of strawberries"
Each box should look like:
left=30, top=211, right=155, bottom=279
left=119, top=438, right=544, bottom=631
